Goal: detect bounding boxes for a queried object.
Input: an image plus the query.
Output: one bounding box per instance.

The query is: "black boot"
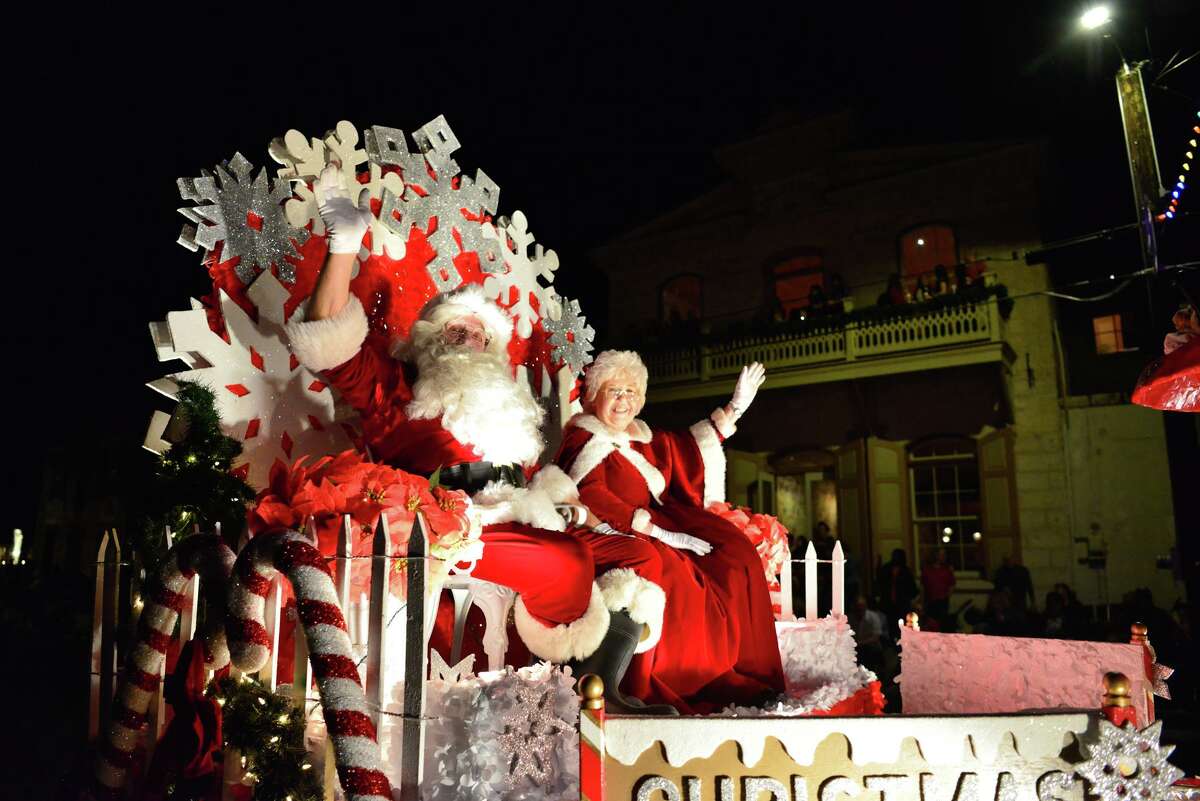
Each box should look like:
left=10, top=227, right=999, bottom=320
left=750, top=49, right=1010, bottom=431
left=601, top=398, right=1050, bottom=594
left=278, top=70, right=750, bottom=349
left=569, top=610, right=678, bottom=715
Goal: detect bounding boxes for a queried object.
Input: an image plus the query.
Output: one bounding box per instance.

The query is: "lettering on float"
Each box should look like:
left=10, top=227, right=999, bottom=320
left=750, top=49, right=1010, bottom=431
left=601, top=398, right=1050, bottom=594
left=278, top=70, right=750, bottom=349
left=631, top=770, right=1081, bottom=801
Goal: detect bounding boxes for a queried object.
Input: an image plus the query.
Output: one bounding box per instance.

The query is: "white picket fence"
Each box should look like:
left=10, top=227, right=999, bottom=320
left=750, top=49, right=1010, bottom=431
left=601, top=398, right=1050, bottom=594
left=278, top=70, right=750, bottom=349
left=774, top=539, right=847, bottom=622
left=88, top=513, right=502, bottom=800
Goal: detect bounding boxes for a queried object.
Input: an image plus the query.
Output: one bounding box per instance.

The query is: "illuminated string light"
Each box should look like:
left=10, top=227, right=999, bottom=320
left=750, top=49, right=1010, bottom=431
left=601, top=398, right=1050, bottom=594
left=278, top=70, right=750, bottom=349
left=1158, top=116, right=1199, bottom=223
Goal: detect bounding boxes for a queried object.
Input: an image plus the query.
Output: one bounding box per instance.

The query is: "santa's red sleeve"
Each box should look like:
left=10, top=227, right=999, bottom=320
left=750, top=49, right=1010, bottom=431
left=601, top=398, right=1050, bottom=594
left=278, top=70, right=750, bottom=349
left=284, top=295, right=411, bottom=418
left=651, top=420, right=728, bottom=509
left=555, top=424, right=645, bottom=533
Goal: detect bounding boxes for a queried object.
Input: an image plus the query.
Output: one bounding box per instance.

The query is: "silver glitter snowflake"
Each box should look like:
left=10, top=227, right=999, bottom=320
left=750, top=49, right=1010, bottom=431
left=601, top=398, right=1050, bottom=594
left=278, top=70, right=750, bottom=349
left=1074, top=720, right=1183, bottom=801
left=543, top=297, right=595, bottom=376
left=177, top=152, right=308, bottom=284
left=369, top=117, right=502, bottom=292
left=497, top=681, right=570, bottom=786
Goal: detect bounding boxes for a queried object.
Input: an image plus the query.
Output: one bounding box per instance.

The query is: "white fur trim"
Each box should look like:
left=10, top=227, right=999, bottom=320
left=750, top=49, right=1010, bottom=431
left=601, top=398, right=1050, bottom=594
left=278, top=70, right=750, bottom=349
left=470, top=481, right=566, bottom=531
left=689, top=419, right=727, bottom=507
left=528, top=464, right=579, bottom=505
left=597, top=568, right=666, bottom=653
left=285, top=295, right=369, bottom=372
left=631, top=508, right=652, bottom=534
left=567, top=415, right=665, bottom=501
left=513, top=581, right=610, bottom=662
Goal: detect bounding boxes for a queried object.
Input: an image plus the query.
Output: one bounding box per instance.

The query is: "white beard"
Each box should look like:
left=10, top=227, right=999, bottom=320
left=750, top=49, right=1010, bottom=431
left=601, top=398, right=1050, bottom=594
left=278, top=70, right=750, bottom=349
left=405, top=343, right=545, bottom=466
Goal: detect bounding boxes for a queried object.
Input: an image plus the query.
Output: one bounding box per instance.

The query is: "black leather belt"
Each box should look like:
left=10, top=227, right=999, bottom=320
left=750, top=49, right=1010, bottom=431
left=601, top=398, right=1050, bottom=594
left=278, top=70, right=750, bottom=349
left=438, top=462, right=525, bottom=494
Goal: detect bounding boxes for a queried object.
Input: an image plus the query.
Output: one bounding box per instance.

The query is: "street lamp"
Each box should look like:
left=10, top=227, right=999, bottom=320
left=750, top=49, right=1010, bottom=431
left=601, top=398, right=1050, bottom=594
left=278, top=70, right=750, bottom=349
left=1079, top=6, right=1111, bottom=31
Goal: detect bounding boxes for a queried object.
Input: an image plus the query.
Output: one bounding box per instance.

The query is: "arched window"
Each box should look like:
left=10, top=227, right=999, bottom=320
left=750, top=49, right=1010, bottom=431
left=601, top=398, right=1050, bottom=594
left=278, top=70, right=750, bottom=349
left=768, top=250, right=824, bottom=316
left=659, top=274, right=703, bottom=324
left=908, top=436, right=981, bottom=571
left=899, top=224, right=957, bottom=278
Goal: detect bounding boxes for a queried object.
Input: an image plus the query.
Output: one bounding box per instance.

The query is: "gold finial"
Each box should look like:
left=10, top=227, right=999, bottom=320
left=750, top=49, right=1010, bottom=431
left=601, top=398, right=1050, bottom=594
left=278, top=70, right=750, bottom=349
left=1103, top=672, right=1132, bottom=707
left=905, top=612, right=920, bottom=631
left=578, top=674, right=605, bottom=710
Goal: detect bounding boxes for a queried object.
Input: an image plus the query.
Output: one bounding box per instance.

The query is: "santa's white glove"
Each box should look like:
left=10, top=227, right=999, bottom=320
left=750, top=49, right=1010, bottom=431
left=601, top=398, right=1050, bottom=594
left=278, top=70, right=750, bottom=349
left=727, top=362, right=766, bottom=421
left=647, top=524, right=712, bottom=555
left=315, top=163, right=372, bottom=254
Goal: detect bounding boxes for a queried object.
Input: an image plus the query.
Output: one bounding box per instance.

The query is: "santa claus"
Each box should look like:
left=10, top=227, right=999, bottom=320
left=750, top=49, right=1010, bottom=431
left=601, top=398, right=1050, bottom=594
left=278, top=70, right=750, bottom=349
left=281, top=164, right=670, bottom=711
left=555, top=351, right=786, bottom=712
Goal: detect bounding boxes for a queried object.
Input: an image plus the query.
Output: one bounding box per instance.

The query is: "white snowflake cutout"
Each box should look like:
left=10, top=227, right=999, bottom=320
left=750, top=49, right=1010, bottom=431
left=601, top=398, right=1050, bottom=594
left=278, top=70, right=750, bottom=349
left=147, top=272, right=355, bottom=488
left=481, top=211, right=560, bottom=338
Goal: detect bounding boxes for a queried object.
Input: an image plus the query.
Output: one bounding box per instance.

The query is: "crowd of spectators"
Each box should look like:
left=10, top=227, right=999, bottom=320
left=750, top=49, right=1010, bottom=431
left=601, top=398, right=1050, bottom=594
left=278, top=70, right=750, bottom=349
left=876, top=263, right=978, bottom=306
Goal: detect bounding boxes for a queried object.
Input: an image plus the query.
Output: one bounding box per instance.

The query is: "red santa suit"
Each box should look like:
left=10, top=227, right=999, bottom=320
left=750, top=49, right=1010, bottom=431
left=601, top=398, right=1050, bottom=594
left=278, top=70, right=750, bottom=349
left=556, top=413, right=785, bottom=712
left=283, top=291, right=663, bottom=663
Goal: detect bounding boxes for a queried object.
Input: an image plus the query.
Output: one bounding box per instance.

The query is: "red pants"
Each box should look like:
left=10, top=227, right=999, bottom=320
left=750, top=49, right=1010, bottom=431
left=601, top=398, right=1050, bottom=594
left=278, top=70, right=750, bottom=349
left=465, top=523, right=595, bottom=627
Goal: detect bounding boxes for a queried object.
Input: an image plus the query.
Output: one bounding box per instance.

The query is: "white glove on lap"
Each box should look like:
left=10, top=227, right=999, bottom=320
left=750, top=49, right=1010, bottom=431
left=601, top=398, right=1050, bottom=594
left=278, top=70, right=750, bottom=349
left=728, top=362, right=766, bottom=420
left=315, top=163, right=372, bottom=254
left=647, top=523, right=712, bottom=555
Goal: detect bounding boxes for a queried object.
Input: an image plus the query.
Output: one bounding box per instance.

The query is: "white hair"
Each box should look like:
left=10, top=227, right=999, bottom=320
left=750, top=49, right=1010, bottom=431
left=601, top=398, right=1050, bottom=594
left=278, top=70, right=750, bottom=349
left=584, top=350, right=649, bottom=403
left=399, top=284, right=514, bottom=361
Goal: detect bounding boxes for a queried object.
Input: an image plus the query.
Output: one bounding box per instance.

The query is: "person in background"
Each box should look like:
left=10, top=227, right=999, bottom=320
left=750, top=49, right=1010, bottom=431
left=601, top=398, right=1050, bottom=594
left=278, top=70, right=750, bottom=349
left=828, top=273, right=847, bottom=314
left=933, top=265, right=952, bottom=296
left=876, top=548, right=918, bottom=636
left=953, top=263, right=972, bottom=294
left=877, top=274, right=908, bottom=307
left=848, top=595, right=886, bottom=677
left=992, top=555, right=1035, bottom=613
left=808, top=282, right=828, bottom=316
left=920, top=547, right=956, bottom=631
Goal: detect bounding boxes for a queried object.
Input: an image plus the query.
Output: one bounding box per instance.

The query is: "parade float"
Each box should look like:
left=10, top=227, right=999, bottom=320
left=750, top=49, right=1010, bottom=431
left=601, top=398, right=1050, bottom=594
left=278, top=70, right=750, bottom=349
left=86, top=117, right=1191, bottom=801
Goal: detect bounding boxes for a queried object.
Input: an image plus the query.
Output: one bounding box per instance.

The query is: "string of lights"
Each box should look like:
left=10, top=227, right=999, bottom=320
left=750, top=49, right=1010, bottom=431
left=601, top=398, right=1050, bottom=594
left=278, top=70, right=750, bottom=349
left=1156, top=112, right=1199, bottom=222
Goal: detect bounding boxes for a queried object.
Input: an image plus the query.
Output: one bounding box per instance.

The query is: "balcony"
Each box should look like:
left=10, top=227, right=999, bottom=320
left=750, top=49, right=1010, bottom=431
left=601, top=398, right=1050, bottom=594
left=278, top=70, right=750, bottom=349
left=644, top=284, right=1014, bottom=402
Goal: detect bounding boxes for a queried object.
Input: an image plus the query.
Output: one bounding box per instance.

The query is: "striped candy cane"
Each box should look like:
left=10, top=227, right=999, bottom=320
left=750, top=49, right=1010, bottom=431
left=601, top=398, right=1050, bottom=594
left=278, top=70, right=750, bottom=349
left=227, top=530, right=392, bottom=801
left=93, top=533, right=234, bottom=796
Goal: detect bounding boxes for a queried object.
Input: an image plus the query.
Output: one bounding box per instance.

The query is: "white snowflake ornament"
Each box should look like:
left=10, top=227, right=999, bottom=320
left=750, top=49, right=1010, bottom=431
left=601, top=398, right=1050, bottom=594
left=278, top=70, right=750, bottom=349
left=497, top=680, right=571, bottom=786
left=147, top=272, right=355, bottom=488
left=482, top=211, right=560, bottom=338
left=1075, top=720, right=1183, bottom=801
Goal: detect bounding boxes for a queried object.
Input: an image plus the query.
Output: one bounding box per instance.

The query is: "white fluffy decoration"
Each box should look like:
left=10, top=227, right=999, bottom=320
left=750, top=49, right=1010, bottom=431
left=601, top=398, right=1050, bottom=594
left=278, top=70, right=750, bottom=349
left=514, top=582, right=610, bottom=663
left=471, top=480, right=567, bottom=532
left=688, top=419, right=728, bottom=507
left=360, top=663, right=580, bottom=801
left=149, top=271, right=355, bottom=489
left=596, top=568, right=666, bottom=653
left=482, top=211, right=561, bottom=338
left=285, top=294, right=370, bottom=373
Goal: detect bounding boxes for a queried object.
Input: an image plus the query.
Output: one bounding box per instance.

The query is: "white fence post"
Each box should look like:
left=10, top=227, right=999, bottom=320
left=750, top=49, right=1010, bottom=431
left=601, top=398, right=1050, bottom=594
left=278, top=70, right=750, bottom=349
left=832, top=541, right=846, bottom=617
left=804, top=541, right=818, bottom=621
left=779, top=544, right=795, bottom=621
left=89, top=530, right=118, bottom=741
left=401, top=514, right=428, bottom=801
left=365, top=515, right=390, bottom=733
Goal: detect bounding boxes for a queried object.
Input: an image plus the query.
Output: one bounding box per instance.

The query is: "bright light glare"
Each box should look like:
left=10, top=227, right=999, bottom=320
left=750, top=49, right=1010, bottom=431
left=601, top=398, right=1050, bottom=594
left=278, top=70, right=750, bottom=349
left=1080, top=6, right=1111, bottom=29
left=916, top=238, right=926, bottom=246
left=973, top=531, right=982, bottom=541
left=942, top=526, right=952, bottom=535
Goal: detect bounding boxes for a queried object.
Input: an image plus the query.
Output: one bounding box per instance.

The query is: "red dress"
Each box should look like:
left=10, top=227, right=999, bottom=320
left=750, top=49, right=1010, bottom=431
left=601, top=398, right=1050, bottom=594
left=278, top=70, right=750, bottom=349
left=556, top=414, right=785, bottom=712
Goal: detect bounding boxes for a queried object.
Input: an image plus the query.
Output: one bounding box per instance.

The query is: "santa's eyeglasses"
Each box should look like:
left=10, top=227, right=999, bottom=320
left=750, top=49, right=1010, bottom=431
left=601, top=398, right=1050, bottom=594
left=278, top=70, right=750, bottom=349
left=442, top=322, right=491, bottom=348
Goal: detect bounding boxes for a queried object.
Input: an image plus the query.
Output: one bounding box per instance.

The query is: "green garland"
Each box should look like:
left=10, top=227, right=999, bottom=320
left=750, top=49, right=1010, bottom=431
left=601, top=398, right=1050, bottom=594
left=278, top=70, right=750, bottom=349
left=208, top=674, right=323, bottom=801
left=131, top=382, right=256, bottom=573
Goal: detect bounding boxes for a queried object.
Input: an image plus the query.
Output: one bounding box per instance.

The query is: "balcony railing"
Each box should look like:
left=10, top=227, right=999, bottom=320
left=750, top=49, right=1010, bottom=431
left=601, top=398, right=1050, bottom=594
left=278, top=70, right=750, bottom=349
left=644, top=292, right=1006, bottom=387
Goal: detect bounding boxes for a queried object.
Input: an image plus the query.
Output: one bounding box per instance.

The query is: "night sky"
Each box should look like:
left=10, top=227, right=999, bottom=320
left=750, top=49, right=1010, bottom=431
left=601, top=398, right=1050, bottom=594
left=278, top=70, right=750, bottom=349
left=5, top=3, right=1197, bottom=537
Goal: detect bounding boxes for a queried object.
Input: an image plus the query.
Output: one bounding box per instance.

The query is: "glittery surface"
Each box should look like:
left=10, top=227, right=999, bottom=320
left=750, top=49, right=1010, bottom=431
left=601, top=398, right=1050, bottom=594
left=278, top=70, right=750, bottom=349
left=634, top=776, right=680, bottom=801
left=542, top=297, right=595, bottom=376
left=1074, top=720, right=1184, bottom=801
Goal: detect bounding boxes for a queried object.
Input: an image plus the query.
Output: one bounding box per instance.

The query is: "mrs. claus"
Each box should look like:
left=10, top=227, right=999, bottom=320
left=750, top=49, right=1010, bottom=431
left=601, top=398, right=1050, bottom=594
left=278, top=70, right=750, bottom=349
left=555, top=351, right=785, bottom=713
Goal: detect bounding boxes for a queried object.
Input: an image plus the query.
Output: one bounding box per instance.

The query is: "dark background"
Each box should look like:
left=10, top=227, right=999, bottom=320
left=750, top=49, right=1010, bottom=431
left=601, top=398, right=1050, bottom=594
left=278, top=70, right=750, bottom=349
left=1, top=3, right=1197, bottom=791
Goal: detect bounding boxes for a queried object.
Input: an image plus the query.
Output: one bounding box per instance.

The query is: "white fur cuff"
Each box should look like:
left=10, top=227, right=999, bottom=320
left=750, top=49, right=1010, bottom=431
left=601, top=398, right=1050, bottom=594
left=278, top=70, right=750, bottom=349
left=597, top=568, right=666, bottom=653
left=513, top=582, right=610, bottom=662
left=689, top=420, right=728, bottom=507
left=631, top=508, right=652, bottom=534
left=285, top=295, right=369, bottom=372
left=528, top=465, right=579, bottom=505
left=471, top=481, right=566, bottom=532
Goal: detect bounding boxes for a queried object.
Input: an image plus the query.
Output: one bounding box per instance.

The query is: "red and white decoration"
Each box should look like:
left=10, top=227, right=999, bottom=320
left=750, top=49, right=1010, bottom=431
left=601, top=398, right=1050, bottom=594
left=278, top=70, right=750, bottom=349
left=94, top=534, right=235, bottom=796
left=227, top=529, right=392, bottom=801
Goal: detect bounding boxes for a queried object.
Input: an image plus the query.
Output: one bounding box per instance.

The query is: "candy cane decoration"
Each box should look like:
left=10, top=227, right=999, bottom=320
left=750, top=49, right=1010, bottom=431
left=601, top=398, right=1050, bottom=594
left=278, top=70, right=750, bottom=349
left=227, top=530, right=392, bottom=801
left=94, top=534, right=234, bottom=796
